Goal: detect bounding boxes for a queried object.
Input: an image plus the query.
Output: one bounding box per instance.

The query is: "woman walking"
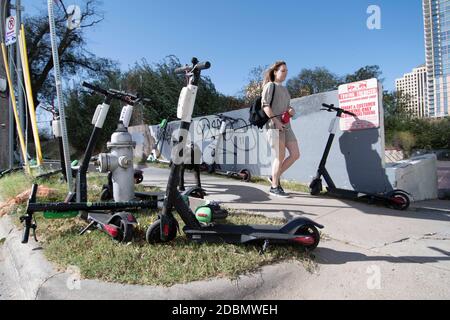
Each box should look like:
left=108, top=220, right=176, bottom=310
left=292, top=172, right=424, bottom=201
left=262, top=61, right=300, bottom=197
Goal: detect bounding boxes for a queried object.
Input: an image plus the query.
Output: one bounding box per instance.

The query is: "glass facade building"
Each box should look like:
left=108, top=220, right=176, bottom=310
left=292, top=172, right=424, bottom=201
left=423, top=0, right=450, bottom=117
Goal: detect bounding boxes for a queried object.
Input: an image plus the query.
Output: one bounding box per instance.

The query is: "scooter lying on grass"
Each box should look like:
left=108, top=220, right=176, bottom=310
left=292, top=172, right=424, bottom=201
left=309, top=103, right=411, bottom=211
left=146, top=57, right=323, bottom=252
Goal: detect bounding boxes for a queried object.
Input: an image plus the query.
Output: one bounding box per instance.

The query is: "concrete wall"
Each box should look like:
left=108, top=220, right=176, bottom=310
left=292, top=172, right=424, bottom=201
left=140, top=90, right=438, bottom=200
left=148, top=90, right=391, bottom=194
left=386, top=154, right=438, bottom=201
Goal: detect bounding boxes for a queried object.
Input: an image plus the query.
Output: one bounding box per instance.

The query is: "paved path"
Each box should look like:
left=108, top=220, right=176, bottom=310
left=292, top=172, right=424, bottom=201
left=0, top=166, right=449, bottom=300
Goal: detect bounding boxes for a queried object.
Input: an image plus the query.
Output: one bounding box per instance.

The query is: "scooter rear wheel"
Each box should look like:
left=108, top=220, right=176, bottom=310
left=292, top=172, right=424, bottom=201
left=295, top=225, right=320, bottom=251
left=388, top=191, right=410, bottom=211
left=240, top=169, right=252, bottom=182
left=110, top=216, right=134, bottom=243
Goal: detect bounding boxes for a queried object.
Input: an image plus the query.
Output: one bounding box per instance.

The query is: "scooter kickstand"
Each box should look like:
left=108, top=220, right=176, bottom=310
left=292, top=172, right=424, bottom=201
left=260, top=240, right=270, bottom=255
left=79, top=221, right=96, bottom=236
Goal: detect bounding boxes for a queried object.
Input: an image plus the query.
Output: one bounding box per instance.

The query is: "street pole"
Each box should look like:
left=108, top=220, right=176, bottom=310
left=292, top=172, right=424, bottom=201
left=15, top=0, right=25, bottom=165
left=0, top=0, right=15, bottom=170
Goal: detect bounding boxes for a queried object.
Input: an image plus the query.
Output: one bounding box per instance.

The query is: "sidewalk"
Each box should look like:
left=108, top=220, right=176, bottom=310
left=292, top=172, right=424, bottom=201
left=1, top=166, right=449, bottom=300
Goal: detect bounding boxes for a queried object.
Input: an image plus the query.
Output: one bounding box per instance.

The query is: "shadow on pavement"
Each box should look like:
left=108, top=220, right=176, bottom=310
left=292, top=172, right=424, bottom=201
left=314, top=247, right=450, bottom=265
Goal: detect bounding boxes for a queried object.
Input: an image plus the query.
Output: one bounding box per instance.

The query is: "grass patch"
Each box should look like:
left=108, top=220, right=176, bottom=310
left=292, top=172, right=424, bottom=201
left=250, top=176, right=312, bottom=193
left=2, top=171, right=317, bottom=287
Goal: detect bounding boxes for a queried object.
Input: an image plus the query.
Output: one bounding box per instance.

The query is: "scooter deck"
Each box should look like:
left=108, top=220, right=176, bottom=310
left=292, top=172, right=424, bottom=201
left=183, top=217, right=322, bottom=245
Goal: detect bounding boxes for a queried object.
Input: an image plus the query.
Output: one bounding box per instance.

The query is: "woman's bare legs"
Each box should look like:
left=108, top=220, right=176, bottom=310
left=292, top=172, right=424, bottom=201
left=280, top=141, right=300, bottom=176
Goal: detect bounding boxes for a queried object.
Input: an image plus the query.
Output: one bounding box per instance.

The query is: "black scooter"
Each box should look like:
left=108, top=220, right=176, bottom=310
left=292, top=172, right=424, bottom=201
left=146, top=58, right=323, bottom=252
left=309, top=103, right=411, bottom=211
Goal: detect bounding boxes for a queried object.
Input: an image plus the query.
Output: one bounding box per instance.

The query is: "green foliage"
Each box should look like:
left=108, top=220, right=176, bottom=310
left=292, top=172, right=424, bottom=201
left=65, top=71, right=123, bottom=154
left=64, top=56, right=244, bottom=153
left=385, top=117, right=450, bottom=151
left=286, top=67, right=341, bottom=98
left=344, top=65, right=383, bottom=83
left=124, top=56, right=243, bottom=125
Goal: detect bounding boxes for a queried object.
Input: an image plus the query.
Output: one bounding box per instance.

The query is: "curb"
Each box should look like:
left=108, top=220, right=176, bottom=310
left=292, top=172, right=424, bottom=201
left=0, top=215, right=311, bottom=300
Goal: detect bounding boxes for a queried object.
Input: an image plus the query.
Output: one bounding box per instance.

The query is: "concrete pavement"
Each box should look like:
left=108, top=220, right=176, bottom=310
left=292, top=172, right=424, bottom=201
left=0, top=165, right=449, bottom=300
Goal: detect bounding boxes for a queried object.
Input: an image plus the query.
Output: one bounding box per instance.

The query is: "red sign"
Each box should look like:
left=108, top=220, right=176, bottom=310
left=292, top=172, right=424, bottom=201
left=5, top=16, right=17, bottom=46
left=338, top=79, right=381, bottom=131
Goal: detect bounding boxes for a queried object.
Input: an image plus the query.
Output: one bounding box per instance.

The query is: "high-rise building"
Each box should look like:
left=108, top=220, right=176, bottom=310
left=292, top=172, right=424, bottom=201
left=395, top=65, right=428, bottom=118
left=423, top=0, right=450, bottom=118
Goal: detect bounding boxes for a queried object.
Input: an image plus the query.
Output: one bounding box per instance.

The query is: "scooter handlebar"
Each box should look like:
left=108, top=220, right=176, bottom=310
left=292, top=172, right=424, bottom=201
left=321, top=104, right=357, bottom=117
left=82, top=82, right=150, bottom=106
left=174, top=60, right=211, bottom=74
left=82, top=82, right=109, bottom=96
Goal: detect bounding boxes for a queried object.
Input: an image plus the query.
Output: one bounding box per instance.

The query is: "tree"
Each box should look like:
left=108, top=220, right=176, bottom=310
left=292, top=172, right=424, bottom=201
left=344, top=65, right=384, bottom=83
left=241, top=65, right=267, bottom=104
left=24, top=0, right=117, bottom=107
left=124, top=56, right=243, bottom=125
left=286, top=67, right=341, bottom=98
left=65, top=69, right=123, bottom=154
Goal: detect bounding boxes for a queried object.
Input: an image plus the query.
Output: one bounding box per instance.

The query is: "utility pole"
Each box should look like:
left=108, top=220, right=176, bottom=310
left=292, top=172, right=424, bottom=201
left=0, top=0, right=12, bottom=171
left=12, top=0, right=25, bottom=165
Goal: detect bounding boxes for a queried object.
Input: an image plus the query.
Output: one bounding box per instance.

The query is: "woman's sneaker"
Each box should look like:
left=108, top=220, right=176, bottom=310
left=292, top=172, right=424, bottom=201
left=269, top=186, right=289, bottom=198
left=268, top=176, right=285, bottom=193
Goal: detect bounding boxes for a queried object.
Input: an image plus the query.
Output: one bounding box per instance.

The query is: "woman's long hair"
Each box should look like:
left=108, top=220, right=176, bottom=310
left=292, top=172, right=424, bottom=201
left=263, top=61, right=287, bottom=86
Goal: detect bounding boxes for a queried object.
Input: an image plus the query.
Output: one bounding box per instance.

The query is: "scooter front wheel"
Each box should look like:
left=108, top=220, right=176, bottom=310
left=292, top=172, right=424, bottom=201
left=309, top=179, right=322, bottom=196
left=134, top=170, right=144, bottom=184
left=146, top=219, right=178, bottom=244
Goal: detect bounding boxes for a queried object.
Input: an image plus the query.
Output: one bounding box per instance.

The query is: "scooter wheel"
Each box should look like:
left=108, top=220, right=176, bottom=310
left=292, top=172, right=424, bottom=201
left=295, top=225, right=320, bottom=251
left=100, top=186, right=112, bottom=201
left=388, top=191, right=410, bottom=211
left=134, top=171, right=144, bottom=185
left=110, top=217, right=134, bottom=243
left=309, top=179, right=322, bottom=196
left=146, top=220, right=177, bottom=244
left=207, top=164, right=216, bottom=174
left=240, top=169, right=252, bottom=182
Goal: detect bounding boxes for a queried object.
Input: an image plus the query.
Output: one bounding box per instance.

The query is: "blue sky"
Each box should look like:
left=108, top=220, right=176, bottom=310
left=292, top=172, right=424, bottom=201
left=23, top=0, right=425, bottom=96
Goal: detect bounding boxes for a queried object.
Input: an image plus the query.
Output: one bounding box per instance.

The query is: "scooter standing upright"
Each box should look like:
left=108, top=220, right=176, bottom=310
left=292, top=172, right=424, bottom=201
left=309, top=103, right=410, bottom=210
left=201, top=113, right=252, bottom=182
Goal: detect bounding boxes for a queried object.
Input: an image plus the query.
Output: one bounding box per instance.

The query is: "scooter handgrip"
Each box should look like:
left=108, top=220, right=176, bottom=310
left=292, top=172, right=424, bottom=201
left=195, top=61, right=211, bottom=71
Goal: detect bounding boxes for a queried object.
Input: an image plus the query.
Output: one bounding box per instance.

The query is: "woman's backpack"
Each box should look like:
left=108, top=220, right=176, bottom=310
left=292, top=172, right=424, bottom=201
left=249, top=84, right=276, bottom=129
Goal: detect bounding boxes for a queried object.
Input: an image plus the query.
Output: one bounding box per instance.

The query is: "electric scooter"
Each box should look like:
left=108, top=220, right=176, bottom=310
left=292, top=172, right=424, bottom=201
left=21, top=82, right=160, bottom=244
left=202, top=114, right=252, bottom=182
left=309, top=103, right=411, bottom=211
left=150, top=117, right=205, bottom=195
left=146, top=58, right=323, bottom=252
